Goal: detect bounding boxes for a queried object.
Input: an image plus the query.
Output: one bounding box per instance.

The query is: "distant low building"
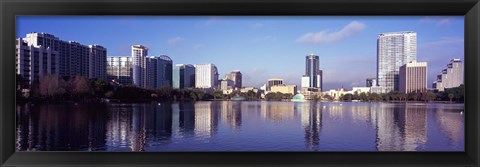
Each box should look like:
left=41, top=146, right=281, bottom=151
left=270, top=85, right=297, bottom=95
left=352, top=87, right=371, bottom=94
left=324, top=87, right=350, bottom=101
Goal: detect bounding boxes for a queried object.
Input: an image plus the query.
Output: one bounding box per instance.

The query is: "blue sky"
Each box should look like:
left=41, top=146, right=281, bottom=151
left=16, top=16, right=464, bottom=91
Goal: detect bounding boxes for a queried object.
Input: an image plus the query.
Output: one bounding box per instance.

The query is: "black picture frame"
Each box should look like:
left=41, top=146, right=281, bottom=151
left=1, top=0, right=479, bottom=166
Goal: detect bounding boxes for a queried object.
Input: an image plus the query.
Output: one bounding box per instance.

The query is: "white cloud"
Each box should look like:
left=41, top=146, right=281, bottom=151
left=251, top=23, right=265, bottom=28
left=419, top=16, right=454, bottom=26
left=202, top=16, right=221, bottom=27
left=194, top=44, right=204, bottom=49
left=296, top=21, right=366, bottom=44
left=167, top=37, right=185, bottom=45
left=419, top=37, right=464, bottom=48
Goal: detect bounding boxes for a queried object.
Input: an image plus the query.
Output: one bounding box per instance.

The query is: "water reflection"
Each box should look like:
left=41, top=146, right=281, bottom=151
left=16, top=101, right=464, bottom=151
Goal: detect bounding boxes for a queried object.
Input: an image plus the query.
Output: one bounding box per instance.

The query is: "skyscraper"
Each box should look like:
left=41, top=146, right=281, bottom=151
left=225, top=70, right=242, bottom=89
left=132, top=45, right=148, bottom=88
left=106, top=56, right=133, bottom=85
left=305, top=53, right=323, bottom=91
left=17, top=32, right=107, bottom=87
left=195, top=64, right=219, bottom=89
left=154, top=55, right=173, bottom=88
left=88, top=45, right=107, bottom=80
left=433, top=59, right=463, bottom=91
left=173, top=64, right=195, bottom=89
left=377, top=31, right=417, bottom=93
left=399, top=61, right=427, bottom=93
left=16, top=38, right=59, bottom=87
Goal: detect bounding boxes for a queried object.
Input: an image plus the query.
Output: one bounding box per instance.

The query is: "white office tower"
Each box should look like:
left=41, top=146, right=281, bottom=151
left=195, top=64, right=219, bottom=89
left=377, top=31, right=417, bottom=93
left=132, top=45, right=148, bottom=88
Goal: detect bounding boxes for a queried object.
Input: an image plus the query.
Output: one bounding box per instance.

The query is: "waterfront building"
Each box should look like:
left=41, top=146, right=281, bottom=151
left=324, top=87, right=350, bottom=101
left=145, top=55, right=173, bottom=89
left=153, top=55, right=173, bottom=88
left=301, top=75, right=310, bottom=88
left=377, top=31, right=417, bottom=92
left=173, top=64, right=195, bottom=89
left=433, top=59, right=463, bottom=91
left=267, top=78, right=283, bottom=91
left=132, top=45, right=148, bottom=88
left=195, top=64, right=219, bottom=89
left=18, top=32, right=107, bottom=86
left=366, top=78, right=376, bottom=87
left=305, top=53, right=323, bottom=90
left=225, top=70, right=242, bottom=89
left=106, top=56, right=133, bottom=85
left=16, top=38, right=59, bottom=87
left=220, top=79, right=234, bottom=91
left=351, top=87, right=371, bottom=94
left=270, top=85, right=297, bottom=95
left=399, top=61, right=427, bottom=93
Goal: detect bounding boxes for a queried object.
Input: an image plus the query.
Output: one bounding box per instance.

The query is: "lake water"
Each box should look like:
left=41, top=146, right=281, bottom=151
left=15, top=101, right=464, bottom=151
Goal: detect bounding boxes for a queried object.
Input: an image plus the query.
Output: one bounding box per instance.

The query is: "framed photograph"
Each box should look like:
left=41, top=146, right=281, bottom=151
left=1, top=0, right=479, bottom=166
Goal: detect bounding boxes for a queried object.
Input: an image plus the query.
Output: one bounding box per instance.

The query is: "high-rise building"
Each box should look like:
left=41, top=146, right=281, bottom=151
left=106, top=56, right=133, bottom=85
left=195, top=64, right=219, bottom=89
left=173, top=64, right=195, bottom=89
left=220, top=79, right=234, bottom=90
left=301, top=75, right=310, bottom=88
left=433, top=59, right=463, bottom=91
left=366, top=78, right=377, bottom=87
left=16, top=38, right=59, bottom=87
left=267, top=78, right=283, bottom=91
left=377, top=31, right=417, bottom=93
left=305, top=53, right=322, bottom=90
left=88, top=45, right=107, bottom=80
left=399, top=61, right=427, bottom=93
left=225, top=70, right=242, bottom=89
left=17, top=32, right=107, bottom=87
left=153, top=55, right=173, bottom=88
left=132, top=45, right=148, bottom=88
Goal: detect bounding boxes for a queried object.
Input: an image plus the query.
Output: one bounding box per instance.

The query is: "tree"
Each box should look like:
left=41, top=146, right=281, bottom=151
left=73, top=76, right=90, bottom=97
left=359, top=92, right=367, bottom=101
left=213, top=90, right=224, bottom=100
left=341, top=93, right=353, bottom=101
left=448, top=93, right=454, bottom=102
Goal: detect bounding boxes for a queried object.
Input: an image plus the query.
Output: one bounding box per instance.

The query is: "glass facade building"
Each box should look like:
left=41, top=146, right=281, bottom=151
left=173, top=64, right=196, bottom=89
left=377, top=31, right=417, bottom=92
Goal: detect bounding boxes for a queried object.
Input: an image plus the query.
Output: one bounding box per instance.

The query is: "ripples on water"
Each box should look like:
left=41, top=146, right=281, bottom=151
left=15, top=101, right=464, bottom=151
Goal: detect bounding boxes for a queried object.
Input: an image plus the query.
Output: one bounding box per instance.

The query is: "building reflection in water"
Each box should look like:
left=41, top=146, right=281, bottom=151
left=16, top=103, right=107, bottom=151
left=433, top=104, right=464, bottom=144
left=16, top=101, right=463, bottom=151
left=265, top=102, right=295, bottom=123
left=219, top=101, right=242, bottom=130
left=106, top=103, right=174, bottom=151
left=194, top=101, right=218, bottom=140
left=296, top=102, right=322, bottom=151
left=374, top=103, right=427, bottom=151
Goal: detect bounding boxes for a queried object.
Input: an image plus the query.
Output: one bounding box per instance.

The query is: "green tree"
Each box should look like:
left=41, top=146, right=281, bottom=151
left=341, top=93, right=353, bottom=101
left=448, top=93, right=454, bottom=102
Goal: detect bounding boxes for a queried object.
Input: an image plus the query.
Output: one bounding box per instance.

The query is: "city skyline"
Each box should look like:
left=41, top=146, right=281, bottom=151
left=16, top=16, right=464, bottom=90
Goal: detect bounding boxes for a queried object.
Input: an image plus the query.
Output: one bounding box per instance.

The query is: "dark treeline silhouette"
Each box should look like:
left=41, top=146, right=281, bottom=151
left=338, top=85, right=464, bottom=103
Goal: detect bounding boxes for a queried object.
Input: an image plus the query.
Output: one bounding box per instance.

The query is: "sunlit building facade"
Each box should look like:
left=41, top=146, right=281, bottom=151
left=377, top=31, right=417, bottom=93
left=433, top=59, right=463, bottom=91
left=195, top=64, right=219, bottom=89
left=106, top=56, right=133, bottom=85
left=399, top=61, right=427, bottom=93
